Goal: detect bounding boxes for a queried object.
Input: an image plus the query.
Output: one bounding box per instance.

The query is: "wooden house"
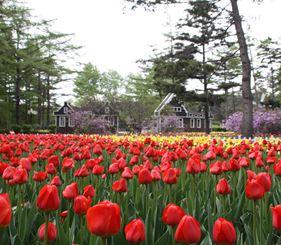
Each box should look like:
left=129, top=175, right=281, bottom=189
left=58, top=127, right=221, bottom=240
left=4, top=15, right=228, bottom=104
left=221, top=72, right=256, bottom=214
left=53, top=101, right=75, bottom=134
left=154, top=93, right=214, bottom=133
left=93, top=102, right=119, bottom=131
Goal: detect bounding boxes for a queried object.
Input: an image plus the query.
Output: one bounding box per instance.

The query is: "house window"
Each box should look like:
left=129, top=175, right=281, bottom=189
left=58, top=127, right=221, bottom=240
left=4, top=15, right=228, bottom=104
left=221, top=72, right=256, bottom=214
left=197, top=119, right=201, bottom=128
left=105, top=107, right=109, bottom=114
left=59, top=117, right=66, bottom=127
left=179, top=118, right=183, bottom=128
left=190, top=118, right=195, bottom=128
left=63, top=107, right=68, bottom=113
left=173, top=107, right=182, bottom=112
left=189, top=113, right=193, bottom=117
left=69, top=118, right=75, bottom=127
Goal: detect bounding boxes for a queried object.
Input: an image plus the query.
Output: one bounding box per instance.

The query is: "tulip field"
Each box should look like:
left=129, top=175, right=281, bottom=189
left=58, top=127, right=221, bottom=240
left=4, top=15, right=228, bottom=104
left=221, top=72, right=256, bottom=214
left=1, top=133, right=281, bottom=244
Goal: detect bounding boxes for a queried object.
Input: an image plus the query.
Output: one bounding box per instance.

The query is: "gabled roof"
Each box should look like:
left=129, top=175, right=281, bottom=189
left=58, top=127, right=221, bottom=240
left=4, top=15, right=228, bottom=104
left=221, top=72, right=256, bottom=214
left=154, top=93, right=176, bottom=116
left=53, top=101, right=74, bottom=116
left=94, top=101, right=119, bottom=116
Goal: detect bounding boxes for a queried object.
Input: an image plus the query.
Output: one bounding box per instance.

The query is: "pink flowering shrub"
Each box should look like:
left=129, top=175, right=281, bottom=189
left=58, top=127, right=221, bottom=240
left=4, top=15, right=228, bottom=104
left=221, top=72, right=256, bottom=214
left=223, top=107, right=281, bottom=135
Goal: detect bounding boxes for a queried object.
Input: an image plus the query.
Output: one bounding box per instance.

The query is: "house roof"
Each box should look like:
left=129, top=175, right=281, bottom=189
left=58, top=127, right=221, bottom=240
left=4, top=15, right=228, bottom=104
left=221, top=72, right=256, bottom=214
left=154, top=93, right=214, bottom=119
left=53, top=101, right=74, bottom=116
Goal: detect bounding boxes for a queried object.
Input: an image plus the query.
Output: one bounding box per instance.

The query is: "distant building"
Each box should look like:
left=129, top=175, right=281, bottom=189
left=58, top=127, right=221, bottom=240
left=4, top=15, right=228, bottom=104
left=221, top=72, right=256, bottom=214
left=53, top=101, right=119, bottom=134
left=53, top=101, right=75, bottom=134
left=154, top=93, right=214, bottom=133
left=93, top=102, right=119, bottom=132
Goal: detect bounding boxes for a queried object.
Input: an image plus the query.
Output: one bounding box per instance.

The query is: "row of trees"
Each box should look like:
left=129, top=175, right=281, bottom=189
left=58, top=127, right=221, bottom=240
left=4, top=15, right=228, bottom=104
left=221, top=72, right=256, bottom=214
left=0, top=0, right=80, bottom=130
left=122, top=0, right=281, bottom=137
left=71, top=0, right=281, bottom=134
left=1, top=0, right=281, bottom=135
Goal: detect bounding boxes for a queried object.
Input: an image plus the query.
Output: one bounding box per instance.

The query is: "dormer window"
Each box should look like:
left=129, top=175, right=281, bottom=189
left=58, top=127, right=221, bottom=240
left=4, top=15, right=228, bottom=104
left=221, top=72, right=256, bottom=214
left=173, top=107, right=181, bottom=112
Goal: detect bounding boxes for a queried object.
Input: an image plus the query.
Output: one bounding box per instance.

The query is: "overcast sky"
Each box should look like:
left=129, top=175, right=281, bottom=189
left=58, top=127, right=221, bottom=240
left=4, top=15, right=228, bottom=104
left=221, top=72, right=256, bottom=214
left=24, top=0, right=281, bottom=103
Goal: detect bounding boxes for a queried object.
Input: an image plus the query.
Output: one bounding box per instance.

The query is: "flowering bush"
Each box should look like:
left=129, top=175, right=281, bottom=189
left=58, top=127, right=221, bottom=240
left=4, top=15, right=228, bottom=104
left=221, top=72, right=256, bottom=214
left=70, top=111, right=111, bottom=134
left=223, top=106, right=281, bottom=135
left=144, top=115, right=182, bottom=133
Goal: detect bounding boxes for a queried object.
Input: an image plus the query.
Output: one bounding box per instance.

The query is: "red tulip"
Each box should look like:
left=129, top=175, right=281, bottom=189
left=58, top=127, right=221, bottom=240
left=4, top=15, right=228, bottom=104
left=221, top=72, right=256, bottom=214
left=271, top=205, right=281, bottom=230
left=186, top=157, right=200, bottom=174
left=246, top=179, right=265, bottom=200
left=83, top=185, right=95, bottom=198
left=13, top=166, right=28, bottom=184
left=33, top=172, right=49, bottom=182
left=38, top=223, right=57, bottom=242
left=92, top=165, right=104, bottom=175
left=2, top=166, right=16, bottom=180
left=247, top=170, right=257, bottom=180
left=107, top=162, right=119, bottom=174
left=50, top=176, right=61, bottom=186
left=87, top=200, right=120, bottom=237
left=19, top=157, right=32, bottom=172
left=73, top=195, right=91, bottom=215
left=210, top=161, right=223, bottom=175
left=163, top=168, right=178, bottom=184
left=239, top=157, right=250, bottom=168
left=216, top=178, right=231, bottom=195
left=175, top=215, right=201, bottom=244
left=46, top=163, right=56, bottom=175
left=213, top=218, right=236, bottom=244
left=138, top=169, right=153, bottom=184
left=112, top=178, right=127, bottom=192
left=86, top=158, right=99, bottom=170
left=151, top=169, right=161, bottom=181
left=93, top=144, right=103, bottom=155
left=36, top=185, right=60, bottom=213
left=122, top=167, right=133, bottom=179
left=163, top=204, right=185, bottom=226
left=125, top=219, right=146, bottom=243
left=47, top=155, right=59, bottom=167
left=61, top=157, right=74, bottom=172
left=0, top=162, right=10, bottom=176
left=256, top=172, right=272, bottom=192
left=274, top=162, right=281, bottom=176
left=228, top=158, right=240, bottom=172
left=63, top=182, right=79, bottom=200
left=0, top=193, right=11, bottom=229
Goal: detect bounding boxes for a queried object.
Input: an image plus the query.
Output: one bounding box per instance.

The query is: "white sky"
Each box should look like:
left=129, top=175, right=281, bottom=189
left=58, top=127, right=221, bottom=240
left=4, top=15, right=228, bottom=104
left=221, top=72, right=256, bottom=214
left=23, top=0, right=281, bottom=103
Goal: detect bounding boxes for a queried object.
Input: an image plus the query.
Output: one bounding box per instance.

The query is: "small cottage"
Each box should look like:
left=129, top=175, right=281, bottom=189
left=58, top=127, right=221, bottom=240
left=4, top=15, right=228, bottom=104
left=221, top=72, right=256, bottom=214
left=154, top=93, right=214, bottom=133
left=93, top=102, right=119, bottom=131
left=54, top=101, right=120, bottom=134
left=53, top=101, right=75, bottom=134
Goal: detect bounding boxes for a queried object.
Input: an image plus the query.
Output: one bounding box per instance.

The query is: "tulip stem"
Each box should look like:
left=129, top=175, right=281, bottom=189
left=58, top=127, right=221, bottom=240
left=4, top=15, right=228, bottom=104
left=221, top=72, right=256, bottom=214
left=233, top=172, right=237, bottom=201
left=192, top=174, right=195, bottom=209
left=146, top=184, right=148, bottom=214
left=17, top=184, right=21, bottom=225
left=223, top=194, right=226, bottom=219
left=169, top=184, right=172, bottom=204
left=265, top=192, right=268, bottom=226
left=253, top=200, right=256, bottom=245
left=44, top=212, right=49, bottom=245
left=172, top=226, right=176, bottom=245
left=67, top=200, right=70, bottom=243
left=214, top=175, right=217, bottom=218
left=80, top=215, right=84, bottom=245
left=102, top=236, right=107, bottom=245
left=260, top=200, right=262, bottom=244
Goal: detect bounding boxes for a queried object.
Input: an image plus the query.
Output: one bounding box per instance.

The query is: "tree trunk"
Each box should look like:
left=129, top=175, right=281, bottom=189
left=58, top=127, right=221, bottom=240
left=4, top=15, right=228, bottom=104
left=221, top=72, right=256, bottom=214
left=38, top=73, right=42, bottom=126
left=46, top=75, right=50, bottom=126
left=203, top=43, right=210, bottom=134
left=230, top=0, right=253, bottom=138
left=224, top=89, right=228, bottom=120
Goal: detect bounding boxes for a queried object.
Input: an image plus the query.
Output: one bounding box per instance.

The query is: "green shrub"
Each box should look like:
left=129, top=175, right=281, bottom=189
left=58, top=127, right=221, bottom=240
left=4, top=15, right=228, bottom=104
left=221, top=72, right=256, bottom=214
left=32, top=124, right=41, bottom=130
left=48, top=124, right=58, bottom=133
left=21, top=124, right=32, bottom=133
left=11, top=125, right=21, bottom=134
left=0, top=129, right=10, bottom=134
left=212, top=125, right=226, bottom=132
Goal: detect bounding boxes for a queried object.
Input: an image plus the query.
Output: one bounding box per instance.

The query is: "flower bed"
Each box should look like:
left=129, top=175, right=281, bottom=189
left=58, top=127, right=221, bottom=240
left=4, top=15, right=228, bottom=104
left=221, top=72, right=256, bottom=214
left=0, top=133, right=280, bottom=244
